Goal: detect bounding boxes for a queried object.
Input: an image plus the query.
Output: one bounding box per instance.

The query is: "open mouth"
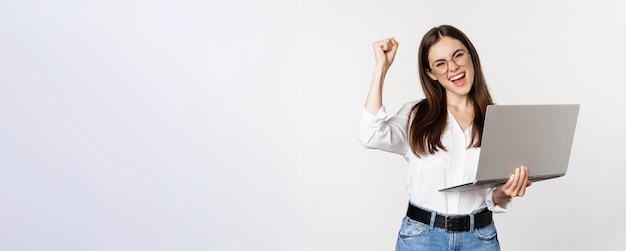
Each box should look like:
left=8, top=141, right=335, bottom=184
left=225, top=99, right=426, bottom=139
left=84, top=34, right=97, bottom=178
left=449, top=73, right=466, bottom=86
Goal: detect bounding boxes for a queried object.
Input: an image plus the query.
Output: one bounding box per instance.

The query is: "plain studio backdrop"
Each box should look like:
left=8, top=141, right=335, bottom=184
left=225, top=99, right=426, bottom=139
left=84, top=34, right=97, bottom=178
left=1, top=0, right=625, bottom=250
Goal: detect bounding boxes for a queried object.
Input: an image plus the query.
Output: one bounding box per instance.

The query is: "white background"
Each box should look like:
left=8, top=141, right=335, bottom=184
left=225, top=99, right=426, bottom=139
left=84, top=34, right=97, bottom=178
left=1, top=0, right=624, bottom=250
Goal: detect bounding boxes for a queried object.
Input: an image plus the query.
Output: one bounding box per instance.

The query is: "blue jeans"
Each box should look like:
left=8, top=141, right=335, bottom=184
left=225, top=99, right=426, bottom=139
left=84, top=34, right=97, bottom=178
left=395, top=216, right=500, bottom=251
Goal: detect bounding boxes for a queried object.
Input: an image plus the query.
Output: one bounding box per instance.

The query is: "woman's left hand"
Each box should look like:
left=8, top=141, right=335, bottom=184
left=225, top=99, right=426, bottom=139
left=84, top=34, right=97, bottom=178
left=493, top=166, right=532, bottom=204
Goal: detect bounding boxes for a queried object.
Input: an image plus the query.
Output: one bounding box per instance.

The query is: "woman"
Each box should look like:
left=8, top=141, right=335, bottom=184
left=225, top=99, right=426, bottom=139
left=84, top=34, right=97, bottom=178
left=358, top=25, right=531, bottom=250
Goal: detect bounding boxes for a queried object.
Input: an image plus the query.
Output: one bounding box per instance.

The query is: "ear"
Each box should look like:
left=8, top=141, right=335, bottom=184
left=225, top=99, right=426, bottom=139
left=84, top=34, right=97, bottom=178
left=426, top=70, right=438, bottom=81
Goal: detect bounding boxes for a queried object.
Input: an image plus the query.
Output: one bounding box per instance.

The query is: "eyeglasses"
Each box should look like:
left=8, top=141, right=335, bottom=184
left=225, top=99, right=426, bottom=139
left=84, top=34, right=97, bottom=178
left=429, top=50, right=471, bottom=75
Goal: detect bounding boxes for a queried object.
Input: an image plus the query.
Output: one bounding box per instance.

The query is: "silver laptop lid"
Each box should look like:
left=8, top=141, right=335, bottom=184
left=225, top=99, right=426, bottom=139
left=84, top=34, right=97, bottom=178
left=475, top=104, right=580, bottom=182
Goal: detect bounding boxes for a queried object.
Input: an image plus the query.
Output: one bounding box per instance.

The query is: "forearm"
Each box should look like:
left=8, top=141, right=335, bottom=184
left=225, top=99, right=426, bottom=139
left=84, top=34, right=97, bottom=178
left=365, top=37, right=398, bottom=115
left=364, top=64, right=388, bottom=115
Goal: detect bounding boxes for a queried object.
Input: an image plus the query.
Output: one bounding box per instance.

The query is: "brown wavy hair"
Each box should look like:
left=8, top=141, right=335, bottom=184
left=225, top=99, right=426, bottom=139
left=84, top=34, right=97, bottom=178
left=408, top=25, right=493, bottom=157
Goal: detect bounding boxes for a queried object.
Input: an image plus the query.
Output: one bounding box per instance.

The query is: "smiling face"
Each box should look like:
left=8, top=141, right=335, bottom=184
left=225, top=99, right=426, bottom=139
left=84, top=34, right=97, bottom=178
left=425, top=36, right=475, bottom=101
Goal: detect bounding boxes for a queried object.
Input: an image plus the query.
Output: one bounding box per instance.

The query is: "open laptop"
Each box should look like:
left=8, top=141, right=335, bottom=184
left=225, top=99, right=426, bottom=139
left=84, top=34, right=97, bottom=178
left=439, top=104, right=580, bottom=192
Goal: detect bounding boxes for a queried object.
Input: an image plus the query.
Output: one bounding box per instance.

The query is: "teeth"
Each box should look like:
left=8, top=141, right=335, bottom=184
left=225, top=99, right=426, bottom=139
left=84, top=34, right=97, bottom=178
left=450, top=73, right=465, bottom=81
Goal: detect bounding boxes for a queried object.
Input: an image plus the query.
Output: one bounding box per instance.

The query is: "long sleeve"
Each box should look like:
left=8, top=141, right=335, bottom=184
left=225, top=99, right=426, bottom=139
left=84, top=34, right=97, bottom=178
left=485, top=187, right=512, bottom=213
left=358, top=101, right=416, bottom=156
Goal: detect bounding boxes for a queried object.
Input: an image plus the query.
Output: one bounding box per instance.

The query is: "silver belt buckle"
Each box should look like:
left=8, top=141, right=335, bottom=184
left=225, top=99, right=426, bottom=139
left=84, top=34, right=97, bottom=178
left=444, top=216, right=457, bottom=233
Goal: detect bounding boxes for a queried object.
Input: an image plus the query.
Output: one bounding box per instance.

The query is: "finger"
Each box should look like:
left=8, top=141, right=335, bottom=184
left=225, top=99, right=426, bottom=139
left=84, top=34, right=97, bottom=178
left=517, top=167, right=527, bottom=195
left=518, top=183, right=526, bottom=197
left=499, top=174, right=514, bottom=190
left=381, top=39, right=392, bottom=51
left=373, top=39, right=388, bottom=50
left=517, top=167, right=528, bottom=196
left=511, top=167, right=526, bottom=196
left=390, top=37, right=398, bottom=46
left=523, top=166, right=530, bottom=185
left=499, top=174, right=515, bottom=196
left=515, top=166, right=526, bottom=196
left=509, top=167, right=522, bottom=196
left=390, top=37, right=399, bottom=51
left=522, top=167, right=532, bottom=196
left=515, top=167, right=529, bottom=196
left=378, top=41, right=387, bottom=52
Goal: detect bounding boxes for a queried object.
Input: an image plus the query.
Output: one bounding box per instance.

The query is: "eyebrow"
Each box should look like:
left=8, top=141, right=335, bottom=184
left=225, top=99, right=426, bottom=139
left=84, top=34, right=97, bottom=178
left=432, top=49, right=466, bottom=62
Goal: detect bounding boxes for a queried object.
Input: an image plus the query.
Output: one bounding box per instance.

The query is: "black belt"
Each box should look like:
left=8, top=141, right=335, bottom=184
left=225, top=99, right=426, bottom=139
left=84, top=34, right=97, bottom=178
left=406, top=203, right=492, bottom=232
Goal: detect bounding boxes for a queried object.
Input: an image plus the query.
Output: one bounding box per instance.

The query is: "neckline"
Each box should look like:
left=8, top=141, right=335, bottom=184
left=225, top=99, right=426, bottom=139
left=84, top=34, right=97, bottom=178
left=446, top=109, right=473, bottom=134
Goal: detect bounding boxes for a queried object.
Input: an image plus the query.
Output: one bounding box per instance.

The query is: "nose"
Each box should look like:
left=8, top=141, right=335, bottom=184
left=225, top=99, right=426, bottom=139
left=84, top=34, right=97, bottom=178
left=447, top=59, right=460, bottom=72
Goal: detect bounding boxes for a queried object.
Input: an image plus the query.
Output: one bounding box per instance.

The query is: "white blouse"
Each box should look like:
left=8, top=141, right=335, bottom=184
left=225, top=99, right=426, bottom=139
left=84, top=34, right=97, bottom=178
left=358, top=101, right=511, bottom=214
